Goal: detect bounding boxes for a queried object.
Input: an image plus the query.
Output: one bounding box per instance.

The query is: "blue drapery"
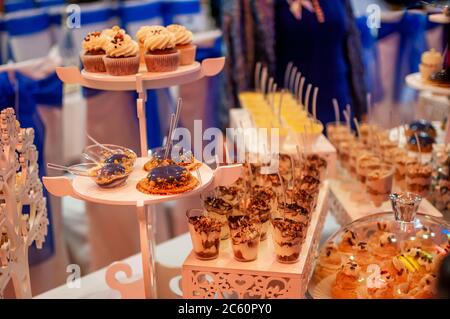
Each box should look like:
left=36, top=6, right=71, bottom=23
left=356, top=11, right=441, bottom=104
left=0, top=70, right=62, bottom=265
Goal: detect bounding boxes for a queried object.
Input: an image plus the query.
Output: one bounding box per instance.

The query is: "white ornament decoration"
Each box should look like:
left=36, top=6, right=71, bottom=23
left=0, top=108, right=48, bottom=298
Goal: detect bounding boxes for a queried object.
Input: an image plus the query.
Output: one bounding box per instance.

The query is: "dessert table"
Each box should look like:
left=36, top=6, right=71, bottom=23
left=35, top=213, right=341, bottom=299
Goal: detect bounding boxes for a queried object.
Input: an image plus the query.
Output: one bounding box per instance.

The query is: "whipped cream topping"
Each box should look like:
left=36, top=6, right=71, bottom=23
left=101, top=26, right=125, bottom=38
left=105, top=32, right=139, bottom=57
left=167, top=24, right=193, bottom=45
left=341, top=229, right=357, bottom=246
left=144, top=28, right=176, bottom=51
left=82, top=31, right=109, bottom=54
left=341, top=261, right=360, bottom=277
left=136, top=25, right=166, bottom=44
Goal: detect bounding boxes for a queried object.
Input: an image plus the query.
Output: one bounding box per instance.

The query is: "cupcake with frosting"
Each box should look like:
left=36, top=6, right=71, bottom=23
left=136, top=25, right=165, bottom=63
left=144, top=28, right=179, bottom=72
left=103, top=31, right=140, bottom=76
left=419, top=49, right=442, bottom=81
left=81, top=31, right=110, bottom=72
left=166, top=24, right=196, bottom=65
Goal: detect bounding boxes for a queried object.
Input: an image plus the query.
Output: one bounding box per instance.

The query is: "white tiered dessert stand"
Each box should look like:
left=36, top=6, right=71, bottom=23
left=42, top=58, right=243, bottom=299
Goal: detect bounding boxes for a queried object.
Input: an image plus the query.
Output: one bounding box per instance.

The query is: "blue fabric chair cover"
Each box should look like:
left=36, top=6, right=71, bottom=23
left=356, top=11, right=441, bottom=104
left=117, top=0, right=165, bottom=149
left=196, top=37, right=223, bottom=127
left=118, top=0, right=163, bottom=36
left=4, top=7, right=53, bottom=62
left=35, top=0, right=65, bottom=44
left=162, top=0, right=201, bottom=28
left=0, top=70, right=63, bottom=265
left=0, top=14, right=8, bottom=64
left=77, top=1, right=120, bottom=98
left=69, top=1, right=118, bottom=54
left=4, top=0, right=35, bottom=13
left=356, top=16, right=384, bottom=104
left=35, top=0, right=65, bottom=8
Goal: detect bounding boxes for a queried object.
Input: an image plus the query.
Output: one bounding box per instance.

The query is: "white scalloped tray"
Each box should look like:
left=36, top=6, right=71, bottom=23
left=43, top=157, right=242, bottom=206
left=56, top=58, right=225, bottom=91
left=405, top=72, right=450, bottom=96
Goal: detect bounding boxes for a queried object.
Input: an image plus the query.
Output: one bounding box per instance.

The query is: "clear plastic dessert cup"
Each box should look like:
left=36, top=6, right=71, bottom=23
left=228, top=215, right=261, bottom=262
left=365, top=164, right=395, bottom=207
left=186, top=209, right=221, bottom=260
left=405, top=162, right=433, bottom=198
left=201, top=189, right=233, bottom=240
left=246, top=196, right=272, bottom=241
left=271, top=217, right=306, bottom=264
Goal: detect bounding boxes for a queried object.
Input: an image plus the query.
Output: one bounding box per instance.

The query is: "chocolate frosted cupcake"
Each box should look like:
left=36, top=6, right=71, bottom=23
left=81, top=31, right=110, bottom=72
left=103, top=31, right=140, bottom=76
left=144, top=28, right=179, bottom=72
left=167, top=24, right=196, bottom=65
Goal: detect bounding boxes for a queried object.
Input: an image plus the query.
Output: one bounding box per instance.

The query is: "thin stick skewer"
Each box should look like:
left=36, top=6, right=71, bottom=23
left=261, top=66, right=268, bottom=96
left=267, top=77, right=274, bottom=101
left=294, top=72, right=301, bottom=102
left=289, top=66, right=298, bottom=93
left=332, top=98, right=340, bottom=123
left=366, top=93, right=372, bottom=123
left=164, top=114, right=176, bottom=160
left=283, top=62, right=293, bottom=89
left=255, top=62, right=262, bottom=91
left=87, top=134, right=113, bottom=153
left=312, top=87, right=319, bottom=120
left=353, top=118, right=361, bottom=140
left=304, top=84, right=312, bottom=114
left=299, top=77, right=305, bottom=109
left=278, top=89, right=285, bottom=125
left=415, top=132, right=422, bottom=163
left=47, top=163, right=90, bottom=176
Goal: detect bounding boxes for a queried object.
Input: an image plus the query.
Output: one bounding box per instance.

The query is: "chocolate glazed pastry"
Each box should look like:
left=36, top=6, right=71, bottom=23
left=406, top=132, right=435, bottom=153
left=429, top=68, right=450, bottom=88
left=103, top=153, right=135, bottom=173
left=406, top=120, right=436, bottom=138
left=94, top=163, right=129, bottom=188
left=137, top=164, right=199, bottom=195
left=144, top=146, right=200, bottom=171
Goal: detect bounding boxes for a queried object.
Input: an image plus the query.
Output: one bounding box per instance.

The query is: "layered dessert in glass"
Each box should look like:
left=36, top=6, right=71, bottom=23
left=186, top=209, right=221, bottom=260
left=356, top=153, right=381, bottom=184
left=406, top=162, right=433, bottom=197
left=246, top=197, right=272, bottom=241
left=271, top=217, right=305, bottom=263
left=228, top=215, right=261, bottom=262
left=365, top=164, right=394, bottom=206
left=201, top=189, right=233, bottom=240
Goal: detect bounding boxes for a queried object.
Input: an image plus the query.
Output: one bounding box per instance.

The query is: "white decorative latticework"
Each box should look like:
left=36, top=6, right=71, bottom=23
left=0, top=108, right=48, bottom=298
left=187, top=271, right=301, bottom=299
left=182, top=183, right=330, bottom=299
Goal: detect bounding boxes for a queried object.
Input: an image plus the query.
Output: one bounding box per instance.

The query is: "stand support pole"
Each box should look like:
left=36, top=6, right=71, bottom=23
left=136, top=74, right=148, bottom=157
left=137, top=201, right=154, bottom=298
